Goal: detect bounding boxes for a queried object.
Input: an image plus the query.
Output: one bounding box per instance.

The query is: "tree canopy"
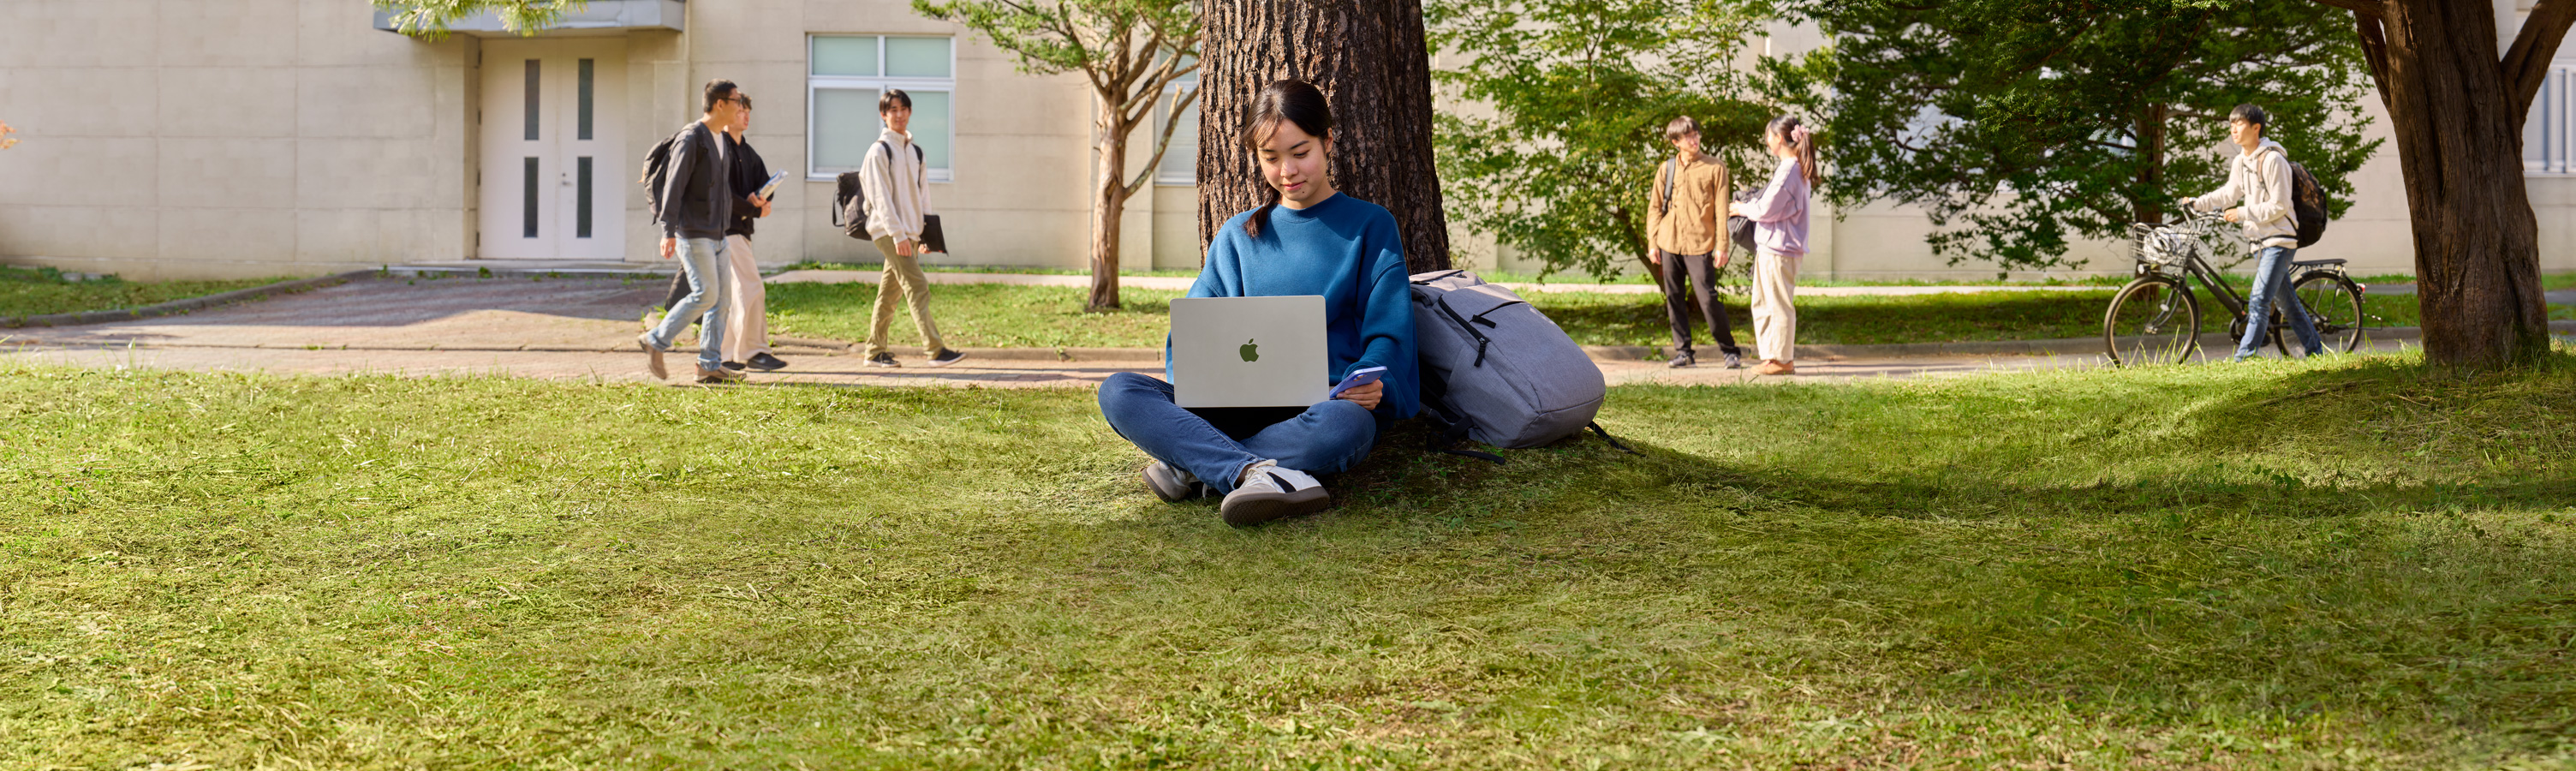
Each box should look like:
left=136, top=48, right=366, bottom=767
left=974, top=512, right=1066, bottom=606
left=1428, top=0, right=1778, bottom=281
left=373, top=0, right=585, bottom=38
left=1774, top=0, right=2381, bottom=272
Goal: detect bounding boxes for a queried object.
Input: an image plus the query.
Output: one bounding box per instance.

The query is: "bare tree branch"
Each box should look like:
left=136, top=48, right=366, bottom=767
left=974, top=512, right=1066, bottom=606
left=2352, top=9, right=2393, bottom=114
left=2503, top=0, right=2576, bottom=120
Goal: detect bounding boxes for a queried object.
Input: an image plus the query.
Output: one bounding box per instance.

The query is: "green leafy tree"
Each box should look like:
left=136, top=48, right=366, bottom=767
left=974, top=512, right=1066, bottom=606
left=915, top=0, right=1198, bottom=312
left=374, top=0, right=585, bottom=37
left=1428, top=0, right=1779, bottom=284
left=1770, top=0, right=2379, bottom=273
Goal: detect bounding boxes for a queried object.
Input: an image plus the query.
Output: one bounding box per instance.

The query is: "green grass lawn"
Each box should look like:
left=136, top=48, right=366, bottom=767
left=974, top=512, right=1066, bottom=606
left=5, top=353, right=2575, bottom=768
left=765, top=281, right=2449, bottom=349
left=0, top=266, right=289, bottom=318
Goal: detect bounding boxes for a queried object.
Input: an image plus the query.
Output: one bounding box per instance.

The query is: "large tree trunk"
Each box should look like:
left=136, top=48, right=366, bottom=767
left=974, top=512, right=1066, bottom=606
left=2348, top=1, right=2559, bottom=368
left=1197, top=0, right=1451, bottom=273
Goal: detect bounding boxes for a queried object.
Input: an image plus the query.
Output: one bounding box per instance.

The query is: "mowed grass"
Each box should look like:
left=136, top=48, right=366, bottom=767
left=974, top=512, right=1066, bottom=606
left=0, top=266, right=288, bottom=318
left=5, top=353, right=2575, bottom=768
left=765, top=282, right=1186, bottom=349
left=762, top=280, right=2442, bottom=349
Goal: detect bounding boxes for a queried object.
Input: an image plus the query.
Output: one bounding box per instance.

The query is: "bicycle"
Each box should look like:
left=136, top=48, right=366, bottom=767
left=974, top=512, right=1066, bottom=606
left=2102, top=210, right=2368, bottom=365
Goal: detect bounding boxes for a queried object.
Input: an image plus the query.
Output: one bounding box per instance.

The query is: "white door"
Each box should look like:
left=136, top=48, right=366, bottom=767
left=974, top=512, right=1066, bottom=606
left=479, top=39, right=626, bottom=260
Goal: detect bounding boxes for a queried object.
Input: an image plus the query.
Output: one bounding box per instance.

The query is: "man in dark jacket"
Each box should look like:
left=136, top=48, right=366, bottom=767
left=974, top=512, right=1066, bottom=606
left=638, top=79, right=744, bottom=384
left=658, top=93, right=786, bottom=372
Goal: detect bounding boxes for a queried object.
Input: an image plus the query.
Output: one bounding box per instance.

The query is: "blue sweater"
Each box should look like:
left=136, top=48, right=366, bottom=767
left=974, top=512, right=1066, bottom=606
left=1169, top=193, right=1420, bottom=419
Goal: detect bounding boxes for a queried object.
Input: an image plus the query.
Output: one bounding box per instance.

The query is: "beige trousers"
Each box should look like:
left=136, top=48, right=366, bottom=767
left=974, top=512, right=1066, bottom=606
left=722, top=235, right=770, bottom=363
left=864, top=236, right=947, bottom=357
left=1750, top=249, right=1800, bottom=362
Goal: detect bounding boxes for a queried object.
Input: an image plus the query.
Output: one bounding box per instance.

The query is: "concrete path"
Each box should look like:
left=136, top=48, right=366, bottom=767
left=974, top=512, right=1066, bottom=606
left=0, top=273, right=2154, bottom=388
left=762, top=268, right=2119, bottom=297
left=2370, top=282, right=2576, bottom=306
left=0, top=273, right=2519, bottom=390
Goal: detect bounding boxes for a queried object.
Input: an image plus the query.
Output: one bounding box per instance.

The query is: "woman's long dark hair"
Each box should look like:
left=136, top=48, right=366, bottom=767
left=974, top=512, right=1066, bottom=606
left=1238, top=80, right=1334, bottom=237
left=1767, top=115, right=1820, bottom=188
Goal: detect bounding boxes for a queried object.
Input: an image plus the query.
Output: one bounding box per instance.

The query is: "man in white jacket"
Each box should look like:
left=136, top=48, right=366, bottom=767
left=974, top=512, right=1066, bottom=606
left=860, top=89, right=964, bottom=368
left=2181, top=104, right=2324, bottom=362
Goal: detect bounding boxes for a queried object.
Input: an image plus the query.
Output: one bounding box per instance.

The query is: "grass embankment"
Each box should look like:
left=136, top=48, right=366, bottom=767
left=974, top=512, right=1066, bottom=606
left=766, top=282, right=2446, bottom=349
left=0, top=266, right=289, bottom=319
left=5, top=355, right=2574, bottom=767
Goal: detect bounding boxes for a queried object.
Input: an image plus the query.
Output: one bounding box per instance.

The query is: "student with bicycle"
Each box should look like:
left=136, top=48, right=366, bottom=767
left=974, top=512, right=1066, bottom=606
left=2179, top=104, right=2324, bottom=362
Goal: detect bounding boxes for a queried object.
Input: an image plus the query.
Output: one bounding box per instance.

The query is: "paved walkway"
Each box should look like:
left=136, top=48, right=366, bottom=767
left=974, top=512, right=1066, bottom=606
left=761, top=268, right=2120, bottom=297
left=1, top=273, right=2511, bottom=389
left=0, top=274, right=2174, bottom=388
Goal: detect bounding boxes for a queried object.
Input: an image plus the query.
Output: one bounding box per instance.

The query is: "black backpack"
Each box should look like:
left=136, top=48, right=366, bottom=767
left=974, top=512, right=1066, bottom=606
left=638, top=125, right=690, bottom=221
left=2287, top=160, right=2329, bottom=248
left=831, top=140, right=926, bottom=240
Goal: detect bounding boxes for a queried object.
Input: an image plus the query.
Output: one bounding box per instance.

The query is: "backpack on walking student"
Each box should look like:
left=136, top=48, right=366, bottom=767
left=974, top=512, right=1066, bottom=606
left=1409, top=270, right=1634, bottom=462
left=2287, top=160, right=2329, bottom=248
left=2252, top=144, right=2330, bottom=248
left=638, top=126, right=687, bottom=221
left=831, top=140, right=928, bottom=241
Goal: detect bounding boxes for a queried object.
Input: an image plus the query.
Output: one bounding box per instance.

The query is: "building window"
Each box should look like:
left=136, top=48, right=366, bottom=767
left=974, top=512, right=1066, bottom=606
left=808, top=35, right=955, bottom=182
left=1152, top=68, right=1199, bottom=185
left=2530, top=62, right=2573, bottom=176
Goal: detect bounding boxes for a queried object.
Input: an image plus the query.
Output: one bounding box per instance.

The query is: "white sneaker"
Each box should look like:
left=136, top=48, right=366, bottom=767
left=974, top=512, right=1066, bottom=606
left=1219, top=459, right=1330, bottom=527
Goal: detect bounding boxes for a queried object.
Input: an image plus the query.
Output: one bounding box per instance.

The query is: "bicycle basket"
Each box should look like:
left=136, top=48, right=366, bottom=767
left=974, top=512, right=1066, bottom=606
left=2129, top=223, right=2194, bottom=266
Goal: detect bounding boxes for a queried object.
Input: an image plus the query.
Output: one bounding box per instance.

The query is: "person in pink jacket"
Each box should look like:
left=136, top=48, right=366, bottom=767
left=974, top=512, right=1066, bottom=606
left=1730, top=116, right=1817, bottom=375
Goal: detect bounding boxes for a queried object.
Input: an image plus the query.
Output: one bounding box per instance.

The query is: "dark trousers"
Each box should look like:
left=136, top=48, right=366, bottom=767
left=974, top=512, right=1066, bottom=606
left=1659, top=249, right=1742, bottom=357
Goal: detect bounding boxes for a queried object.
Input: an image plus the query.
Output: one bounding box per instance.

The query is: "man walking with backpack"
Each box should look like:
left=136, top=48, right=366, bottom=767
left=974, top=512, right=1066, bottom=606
left=859, top=89, right=963, bottom=368
left=2180, top=104, right=2324, bottom=362
left=639, top=79, right=746, bottom=383
left=1643, top=116, right=1745, bottom=369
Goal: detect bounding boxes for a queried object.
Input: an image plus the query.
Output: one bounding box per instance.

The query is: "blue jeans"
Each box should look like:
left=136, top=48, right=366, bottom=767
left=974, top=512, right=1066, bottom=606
left=647, top=236, right=730, bottom=370
left=2236, top=244, right=2325, bottom=359
left=1096, top=372, right=1378, bottom=495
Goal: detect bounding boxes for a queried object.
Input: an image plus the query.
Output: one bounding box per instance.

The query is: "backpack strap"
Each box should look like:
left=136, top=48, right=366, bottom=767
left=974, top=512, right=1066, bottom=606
left=1431, top=296, right=1498, bottom=368
left=1587, top=421, right=1642, bottom=456
left=1417, top=371, right=1506, bottom=465
left=1657, top=159, right=1675, bottom=218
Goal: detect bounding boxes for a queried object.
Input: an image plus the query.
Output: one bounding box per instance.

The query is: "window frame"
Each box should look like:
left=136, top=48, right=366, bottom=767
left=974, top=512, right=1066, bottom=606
left=806, top=34, right=958, bottom=183
left=1150, top=75, right=1200, bottom=186
left=2529, top=61, right=2574, bottom=176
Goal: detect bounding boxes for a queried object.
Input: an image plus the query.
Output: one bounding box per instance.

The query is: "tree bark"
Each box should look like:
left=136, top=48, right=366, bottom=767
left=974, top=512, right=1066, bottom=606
left=1090, top=88, right=1134, bottom=312
left=1197, top=0, right=1452, bottom=273
left=2355, top=1, right=2554, bottom=368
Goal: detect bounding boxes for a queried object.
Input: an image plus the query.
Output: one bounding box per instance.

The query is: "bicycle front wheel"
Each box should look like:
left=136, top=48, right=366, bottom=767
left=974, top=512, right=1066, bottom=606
left=2294, top=272, right=2366, bottom=353
left=2105, top=276, right=2201, bottom=366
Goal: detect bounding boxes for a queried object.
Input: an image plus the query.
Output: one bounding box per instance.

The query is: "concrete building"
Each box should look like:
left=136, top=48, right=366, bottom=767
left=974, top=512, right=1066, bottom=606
left=0, top=0, right=2567, bottom=281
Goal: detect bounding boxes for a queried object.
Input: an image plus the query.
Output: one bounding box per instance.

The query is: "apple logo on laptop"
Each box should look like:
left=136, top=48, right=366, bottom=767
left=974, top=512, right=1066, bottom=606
left=1239, top=338, right=1260, bottom=362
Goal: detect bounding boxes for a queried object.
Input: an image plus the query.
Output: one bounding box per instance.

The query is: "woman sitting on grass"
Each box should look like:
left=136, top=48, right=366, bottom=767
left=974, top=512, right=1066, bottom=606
left=1096, top=80, right=1418, bottom=527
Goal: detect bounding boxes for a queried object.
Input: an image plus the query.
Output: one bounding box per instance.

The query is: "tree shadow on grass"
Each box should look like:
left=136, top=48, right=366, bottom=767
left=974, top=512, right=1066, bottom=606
left=1205, top=367, right=2576, bottom=753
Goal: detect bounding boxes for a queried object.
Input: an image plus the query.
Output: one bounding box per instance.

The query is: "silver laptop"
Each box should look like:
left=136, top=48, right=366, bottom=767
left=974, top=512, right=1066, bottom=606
left=1169, top=296, right=1329, bottom=408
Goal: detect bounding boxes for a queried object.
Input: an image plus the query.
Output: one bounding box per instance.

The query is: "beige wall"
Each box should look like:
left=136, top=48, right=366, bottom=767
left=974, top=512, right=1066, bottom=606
left=0, top=3, right=2564, bottom=280
left=0, top=0, right=475, bottom=279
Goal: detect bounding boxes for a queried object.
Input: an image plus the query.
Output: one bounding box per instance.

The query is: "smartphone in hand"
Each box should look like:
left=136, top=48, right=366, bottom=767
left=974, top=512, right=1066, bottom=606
left=1330, top=366, right=1389, bottom=397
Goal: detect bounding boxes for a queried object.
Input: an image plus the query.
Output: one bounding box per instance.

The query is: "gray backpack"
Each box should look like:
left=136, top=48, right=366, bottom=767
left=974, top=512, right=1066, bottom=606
left=1409, top=270, right=1632, bottom=461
